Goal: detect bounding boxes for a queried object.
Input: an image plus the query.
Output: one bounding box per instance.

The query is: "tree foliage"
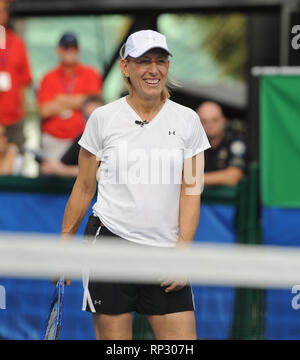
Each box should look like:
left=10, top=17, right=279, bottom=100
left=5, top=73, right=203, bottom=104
left=201, top=14, right=248, bottom=81
left=177, top=14, right=248, bottom=81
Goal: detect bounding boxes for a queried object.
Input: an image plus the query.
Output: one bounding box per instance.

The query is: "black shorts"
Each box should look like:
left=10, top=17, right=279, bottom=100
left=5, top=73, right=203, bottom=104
left=82, top=215, right=195, bottom=316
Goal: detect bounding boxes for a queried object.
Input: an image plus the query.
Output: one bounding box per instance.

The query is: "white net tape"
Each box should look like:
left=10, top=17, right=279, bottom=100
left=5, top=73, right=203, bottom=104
left=1, top=233, right=300, bottom=289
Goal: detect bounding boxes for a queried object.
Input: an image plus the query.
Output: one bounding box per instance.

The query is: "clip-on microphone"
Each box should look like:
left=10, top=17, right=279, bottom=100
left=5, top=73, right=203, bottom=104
left=135, top=120, right=149, bottom=127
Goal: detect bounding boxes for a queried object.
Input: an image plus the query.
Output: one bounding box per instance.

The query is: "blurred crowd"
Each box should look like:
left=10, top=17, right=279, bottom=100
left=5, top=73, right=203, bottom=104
left=0, top=0, right=247, bottom=187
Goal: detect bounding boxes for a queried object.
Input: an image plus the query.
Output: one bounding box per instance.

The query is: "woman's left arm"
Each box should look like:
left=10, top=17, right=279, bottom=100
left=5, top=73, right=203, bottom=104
left=161, top=152, right=204, bottom=292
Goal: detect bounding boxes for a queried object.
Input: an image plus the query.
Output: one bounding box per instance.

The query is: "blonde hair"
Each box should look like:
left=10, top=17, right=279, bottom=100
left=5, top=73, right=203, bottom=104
left=119, top=43, right=181, bottom=101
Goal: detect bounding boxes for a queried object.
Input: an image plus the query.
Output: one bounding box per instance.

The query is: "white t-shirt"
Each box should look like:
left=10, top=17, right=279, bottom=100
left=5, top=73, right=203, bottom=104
left=79, top=96, right=210, bottom=247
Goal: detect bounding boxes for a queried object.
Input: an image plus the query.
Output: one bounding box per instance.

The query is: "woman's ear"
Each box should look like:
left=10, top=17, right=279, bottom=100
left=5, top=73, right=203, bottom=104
left=120, top=59, right=130, bottom=78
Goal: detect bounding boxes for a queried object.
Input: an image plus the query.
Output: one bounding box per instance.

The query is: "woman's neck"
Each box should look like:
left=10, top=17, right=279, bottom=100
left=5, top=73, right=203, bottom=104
left=127, top=93, right=165, bottom=122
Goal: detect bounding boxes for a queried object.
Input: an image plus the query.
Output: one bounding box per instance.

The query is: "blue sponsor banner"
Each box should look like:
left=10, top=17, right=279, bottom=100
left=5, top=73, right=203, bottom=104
left=262, top=207, right=300, bottom=340
left=193, top=204, right=236, bottom=340
left=0, top=192, right=95, bottom=340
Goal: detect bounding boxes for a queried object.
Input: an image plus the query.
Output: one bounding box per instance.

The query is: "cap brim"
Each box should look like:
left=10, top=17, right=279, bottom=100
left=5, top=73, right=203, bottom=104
left=128, top=46, right=172, bottom=58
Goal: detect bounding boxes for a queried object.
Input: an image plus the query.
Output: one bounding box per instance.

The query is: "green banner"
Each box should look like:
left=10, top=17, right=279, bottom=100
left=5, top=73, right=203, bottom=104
left=260, top=75, right=300, bottom=207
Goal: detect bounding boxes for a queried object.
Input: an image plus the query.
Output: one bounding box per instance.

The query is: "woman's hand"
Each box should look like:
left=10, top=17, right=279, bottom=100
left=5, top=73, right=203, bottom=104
left=160, top=278, right=187, bottom=293
left=51, top=278, right=71, bottom=286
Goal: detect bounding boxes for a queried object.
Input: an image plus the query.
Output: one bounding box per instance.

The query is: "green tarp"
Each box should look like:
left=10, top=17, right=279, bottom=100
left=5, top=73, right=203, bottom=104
left=260, top=75, right=300, bottom=207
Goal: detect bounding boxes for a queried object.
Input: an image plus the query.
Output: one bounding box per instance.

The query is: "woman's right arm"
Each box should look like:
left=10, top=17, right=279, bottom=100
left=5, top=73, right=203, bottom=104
left=61, top=147, right=100, bottom=240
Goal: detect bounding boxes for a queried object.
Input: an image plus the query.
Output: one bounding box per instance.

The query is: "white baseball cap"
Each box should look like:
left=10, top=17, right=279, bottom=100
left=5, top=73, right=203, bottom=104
left=124, top=30, right=172, bottom=59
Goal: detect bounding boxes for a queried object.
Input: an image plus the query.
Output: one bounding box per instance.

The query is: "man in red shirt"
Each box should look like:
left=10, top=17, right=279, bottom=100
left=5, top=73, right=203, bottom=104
left=0, top=0, right=32, bottom=152
left=37, top=33, right=103, bottom=161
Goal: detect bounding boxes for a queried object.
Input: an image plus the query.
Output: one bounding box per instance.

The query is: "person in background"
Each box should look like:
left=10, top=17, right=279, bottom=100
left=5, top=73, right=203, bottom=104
left=40, top=95, right=104, bottom=177
left=197, top=101, right=247, bottom=187
left=0, top=0, right=32, bottom=153
left=0, top=124, right=23, bottom=175
left=37, top=32, right=103, bottom=161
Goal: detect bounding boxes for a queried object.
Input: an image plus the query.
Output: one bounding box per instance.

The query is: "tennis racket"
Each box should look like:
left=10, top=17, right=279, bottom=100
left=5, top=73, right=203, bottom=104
left=44, top=277, right=65, bottom=340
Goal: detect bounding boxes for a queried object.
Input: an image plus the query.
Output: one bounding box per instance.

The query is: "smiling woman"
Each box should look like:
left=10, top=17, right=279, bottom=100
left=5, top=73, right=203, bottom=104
left=121, top=48, right=170, bottom=110
left=120, top=43, right=171, bottom=105
left=60, top=29, right=211, bottom=341
left=127, top=54, right=169, bottom=89
left=119, top=36, right=180, bottom=103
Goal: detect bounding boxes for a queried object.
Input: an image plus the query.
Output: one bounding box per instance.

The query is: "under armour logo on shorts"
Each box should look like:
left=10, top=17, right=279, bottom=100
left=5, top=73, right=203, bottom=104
left=169, top=131, right=176, bottom=135
left=94, top=300, right=102, bottom=305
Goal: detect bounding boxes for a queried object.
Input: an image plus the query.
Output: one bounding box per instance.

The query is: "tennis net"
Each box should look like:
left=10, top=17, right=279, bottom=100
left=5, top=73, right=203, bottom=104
left=0, top=233, right=299, bottom=340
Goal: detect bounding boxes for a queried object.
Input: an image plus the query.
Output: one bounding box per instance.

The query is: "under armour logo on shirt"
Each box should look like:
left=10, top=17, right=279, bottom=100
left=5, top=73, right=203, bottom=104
left=169, top=131, right=176, bottom=135
left=94, top=300, right=102, bottom=305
